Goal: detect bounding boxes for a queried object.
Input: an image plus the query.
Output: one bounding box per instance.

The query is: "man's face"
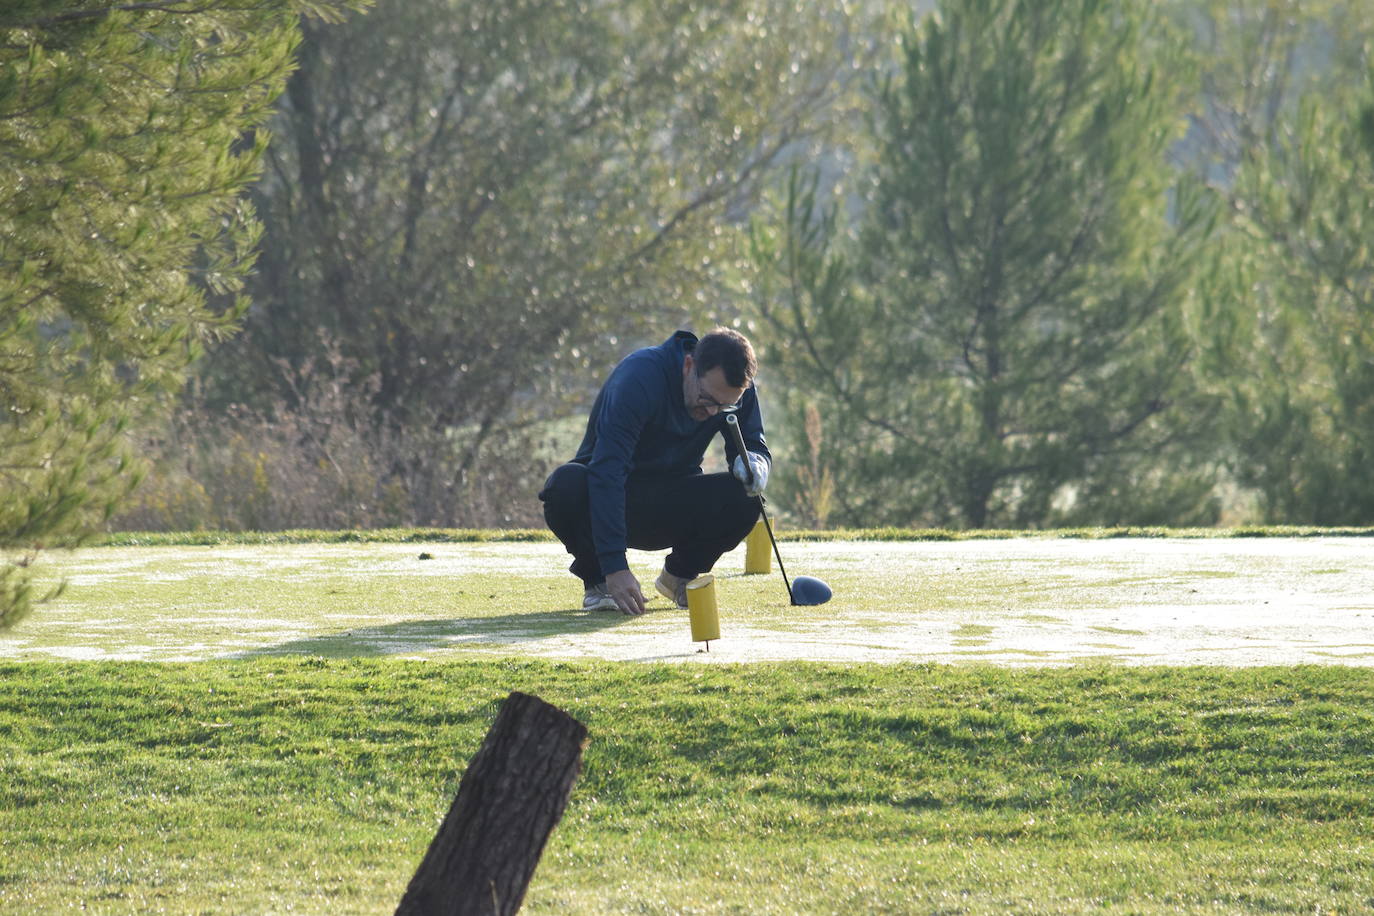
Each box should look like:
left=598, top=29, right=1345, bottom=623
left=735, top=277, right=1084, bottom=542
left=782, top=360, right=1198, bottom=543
left=683, top=356, right=747, bottom=422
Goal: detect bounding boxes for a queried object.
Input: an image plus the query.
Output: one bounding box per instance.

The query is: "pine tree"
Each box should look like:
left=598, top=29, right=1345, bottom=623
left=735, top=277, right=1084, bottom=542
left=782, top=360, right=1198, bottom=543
left=1218, top=75, right=1374, bottom=522
left=751, top=0, right=1217, bottom=529
left=1180, top=0, right=1374, bottom=523
left=0, top=0, right=363, bottom=628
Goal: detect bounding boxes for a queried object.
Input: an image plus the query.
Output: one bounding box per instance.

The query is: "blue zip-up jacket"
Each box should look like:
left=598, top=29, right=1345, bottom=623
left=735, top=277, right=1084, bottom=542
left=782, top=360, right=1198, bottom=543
left=573, top=330, right=771, bottom=576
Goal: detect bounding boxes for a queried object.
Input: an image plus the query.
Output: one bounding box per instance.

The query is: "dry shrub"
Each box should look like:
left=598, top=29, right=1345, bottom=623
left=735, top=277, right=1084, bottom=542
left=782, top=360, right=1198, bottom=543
left=111, top=348, right=547, bottom=532
left=793, top=403, right=835, bottom=529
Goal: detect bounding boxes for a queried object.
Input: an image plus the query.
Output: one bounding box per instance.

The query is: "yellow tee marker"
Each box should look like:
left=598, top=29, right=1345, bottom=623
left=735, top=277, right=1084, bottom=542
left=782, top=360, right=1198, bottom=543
left=686, top=574, right=720, bottom=651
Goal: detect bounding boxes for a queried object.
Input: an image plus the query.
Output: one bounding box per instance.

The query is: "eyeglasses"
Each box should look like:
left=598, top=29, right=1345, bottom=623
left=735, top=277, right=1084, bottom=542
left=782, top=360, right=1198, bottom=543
left=694, top=375, right=743, bottom=411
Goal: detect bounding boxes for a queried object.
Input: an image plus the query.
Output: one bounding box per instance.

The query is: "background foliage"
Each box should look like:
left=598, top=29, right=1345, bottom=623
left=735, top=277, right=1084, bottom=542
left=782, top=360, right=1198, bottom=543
left=750, top=0, right=1220, bottom=529
left=157, top=0, right=866, bottom=530
left=1182, top=0, right=1374, bottom=524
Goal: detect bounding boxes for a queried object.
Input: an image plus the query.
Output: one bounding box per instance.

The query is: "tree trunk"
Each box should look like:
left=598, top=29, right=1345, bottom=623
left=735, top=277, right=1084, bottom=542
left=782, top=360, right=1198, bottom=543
left=394, top=692, right=588, bottom=916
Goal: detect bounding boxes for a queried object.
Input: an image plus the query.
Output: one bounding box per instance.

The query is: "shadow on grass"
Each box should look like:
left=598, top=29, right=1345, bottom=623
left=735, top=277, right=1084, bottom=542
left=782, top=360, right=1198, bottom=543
left=225, top=607, right=632, bottom=659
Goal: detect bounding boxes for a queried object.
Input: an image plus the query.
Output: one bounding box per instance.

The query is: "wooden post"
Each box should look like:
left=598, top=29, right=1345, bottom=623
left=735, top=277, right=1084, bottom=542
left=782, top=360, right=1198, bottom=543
left=394, top=691, right=588, bottom=916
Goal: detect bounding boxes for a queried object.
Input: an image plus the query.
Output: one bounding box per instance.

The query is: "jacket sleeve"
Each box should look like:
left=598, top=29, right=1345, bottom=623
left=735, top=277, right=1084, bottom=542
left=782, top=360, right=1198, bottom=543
left=587, top=370, right=655, bottom=576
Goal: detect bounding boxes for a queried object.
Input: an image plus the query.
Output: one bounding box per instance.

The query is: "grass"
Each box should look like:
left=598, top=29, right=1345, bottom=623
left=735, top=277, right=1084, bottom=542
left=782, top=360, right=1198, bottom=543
left=15, top=536, right=1374, bottom=666
left=3, top=660, right=1374, bottom=913
left=7, top=533, right=1374, bottom=911
left=91, top=524, right=1374, bottom=547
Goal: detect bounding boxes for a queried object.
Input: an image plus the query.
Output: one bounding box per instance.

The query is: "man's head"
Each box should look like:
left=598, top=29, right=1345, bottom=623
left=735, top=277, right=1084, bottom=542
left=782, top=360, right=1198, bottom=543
left=682, top=327, right=757, bottom=422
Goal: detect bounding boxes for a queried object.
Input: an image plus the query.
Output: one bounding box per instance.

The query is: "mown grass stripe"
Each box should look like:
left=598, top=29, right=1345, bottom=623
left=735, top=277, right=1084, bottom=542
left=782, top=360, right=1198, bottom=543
left=3, top=660, right=1373, bottom=913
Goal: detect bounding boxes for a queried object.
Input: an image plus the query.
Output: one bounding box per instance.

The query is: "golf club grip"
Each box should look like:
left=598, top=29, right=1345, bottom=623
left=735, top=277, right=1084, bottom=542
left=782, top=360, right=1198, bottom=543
left=724, top=413, right=754, bottom=486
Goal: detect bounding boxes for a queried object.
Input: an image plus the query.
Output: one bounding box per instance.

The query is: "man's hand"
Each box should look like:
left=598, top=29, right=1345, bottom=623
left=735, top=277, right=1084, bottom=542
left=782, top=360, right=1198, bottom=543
left=605, top=569, right=647, bottom=616
left=732, top=452, right=770, bottom=497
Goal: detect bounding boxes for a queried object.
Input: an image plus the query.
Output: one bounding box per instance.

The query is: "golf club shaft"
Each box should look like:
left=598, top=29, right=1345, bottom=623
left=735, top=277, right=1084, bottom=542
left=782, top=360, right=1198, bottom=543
left=754, top=497, right=793, bottom=601
left=725, top=413, right=794, bottom=604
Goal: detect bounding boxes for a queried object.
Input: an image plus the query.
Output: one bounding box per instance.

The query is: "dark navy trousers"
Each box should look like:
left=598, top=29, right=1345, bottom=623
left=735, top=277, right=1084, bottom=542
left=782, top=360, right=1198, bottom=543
left=539, top=463, right=760, bottom=586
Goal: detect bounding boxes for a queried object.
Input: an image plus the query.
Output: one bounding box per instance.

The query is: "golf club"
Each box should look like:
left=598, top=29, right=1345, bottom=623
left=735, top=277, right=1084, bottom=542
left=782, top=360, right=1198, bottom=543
left=725, top=412, right=832, bottom=606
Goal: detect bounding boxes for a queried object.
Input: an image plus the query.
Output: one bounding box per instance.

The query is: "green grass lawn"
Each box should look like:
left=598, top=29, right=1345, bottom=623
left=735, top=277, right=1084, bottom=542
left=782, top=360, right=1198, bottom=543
left=3, top=659, right=1373, bottom=914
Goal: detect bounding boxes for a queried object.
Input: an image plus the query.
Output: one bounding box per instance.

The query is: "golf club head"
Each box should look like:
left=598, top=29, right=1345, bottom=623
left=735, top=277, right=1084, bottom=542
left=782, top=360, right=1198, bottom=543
left=790, top=575, right=832, bottom=606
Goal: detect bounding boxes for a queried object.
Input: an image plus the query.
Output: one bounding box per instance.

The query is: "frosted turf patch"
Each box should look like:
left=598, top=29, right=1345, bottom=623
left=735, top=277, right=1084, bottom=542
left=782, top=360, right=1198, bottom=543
left=4, top=538, right=1374, bottom=665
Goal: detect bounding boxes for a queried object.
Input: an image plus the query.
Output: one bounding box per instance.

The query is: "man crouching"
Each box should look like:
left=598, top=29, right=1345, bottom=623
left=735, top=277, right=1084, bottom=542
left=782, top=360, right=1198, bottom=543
left=539, top=327, right=771, bottom=615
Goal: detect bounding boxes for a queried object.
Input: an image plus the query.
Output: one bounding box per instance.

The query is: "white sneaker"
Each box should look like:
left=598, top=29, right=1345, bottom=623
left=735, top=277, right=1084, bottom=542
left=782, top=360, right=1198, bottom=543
left=582, top=583, right=619, bottom=612
left=655, top=569, right=691, bottom=609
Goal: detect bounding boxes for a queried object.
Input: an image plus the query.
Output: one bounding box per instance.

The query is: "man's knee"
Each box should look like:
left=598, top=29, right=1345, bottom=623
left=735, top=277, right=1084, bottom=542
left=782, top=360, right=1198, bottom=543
left=540, top=462, right=590, bottom=519
left=710, top=474, right=761, bottom=538
left=730, top=491, right=761, bottom=536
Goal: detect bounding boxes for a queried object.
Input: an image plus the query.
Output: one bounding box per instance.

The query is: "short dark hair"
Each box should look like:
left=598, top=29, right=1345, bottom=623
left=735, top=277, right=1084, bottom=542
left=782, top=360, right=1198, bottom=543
left=693, top=327, right=757, bottom=388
